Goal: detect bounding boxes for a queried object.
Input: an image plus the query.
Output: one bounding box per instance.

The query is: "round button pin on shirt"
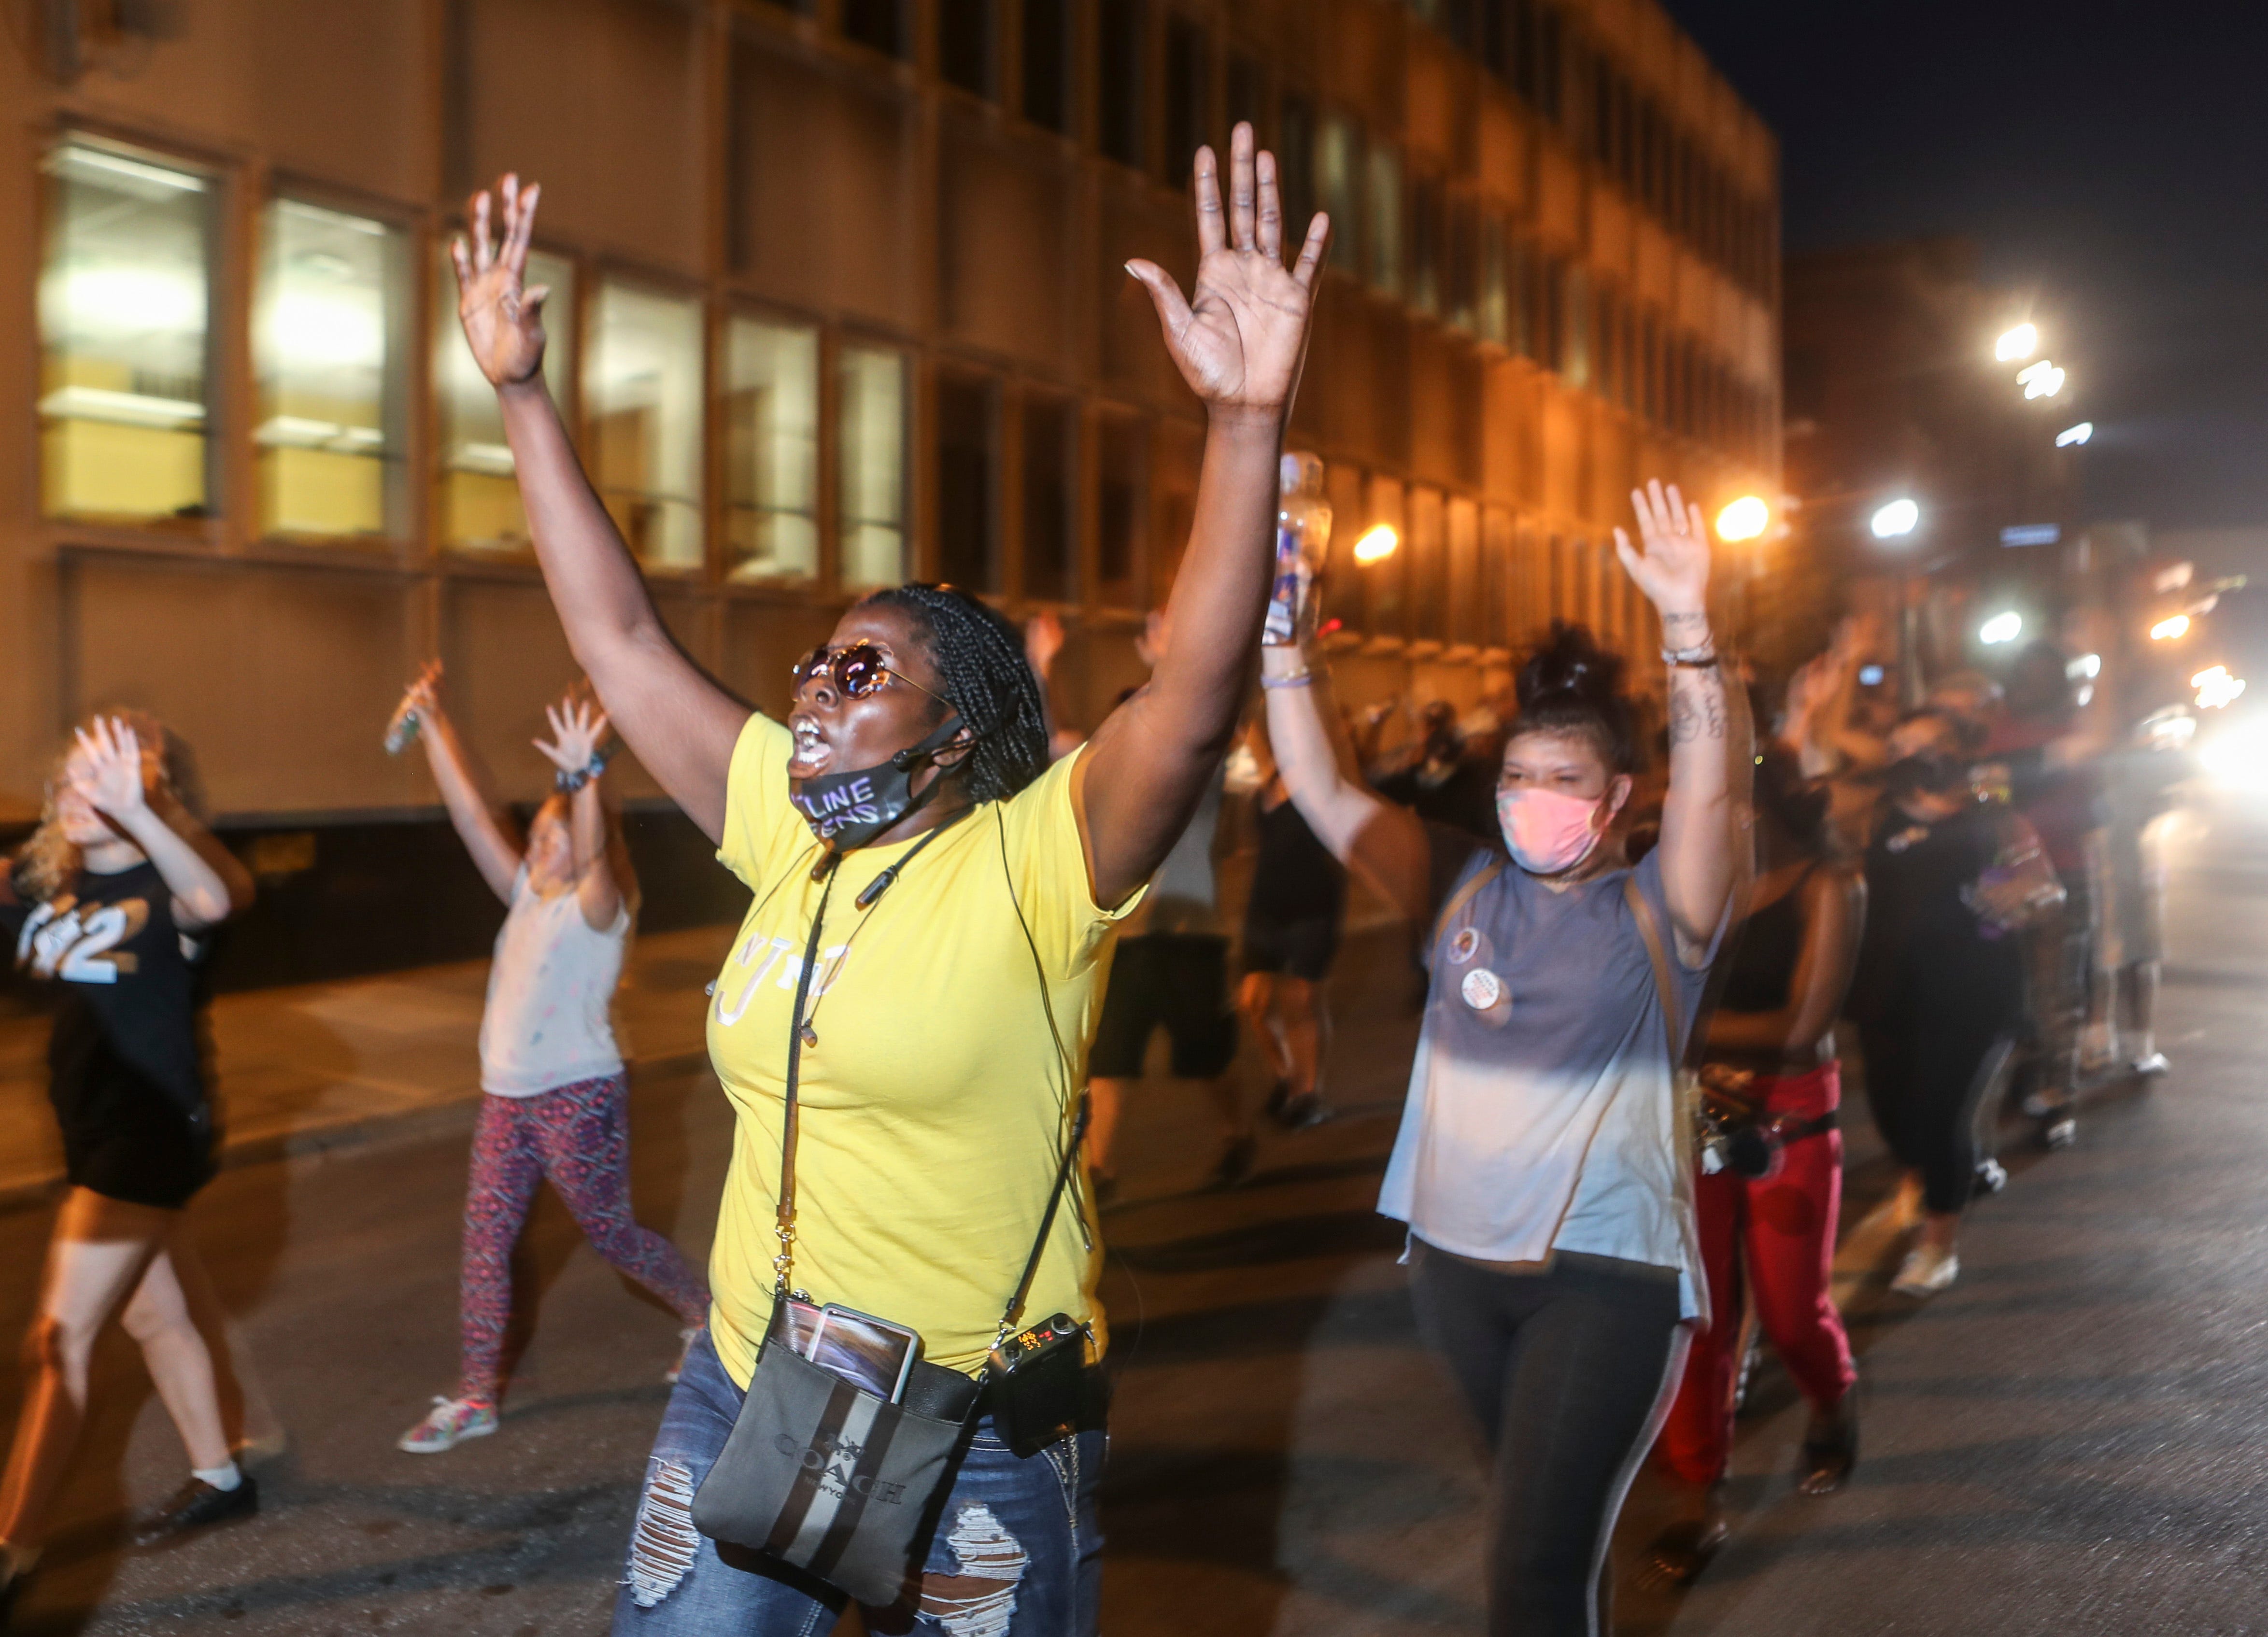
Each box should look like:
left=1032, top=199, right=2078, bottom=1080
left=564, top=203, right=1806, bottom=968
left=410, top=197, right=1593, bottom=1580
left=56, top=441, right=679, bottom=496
left=1460, top=967, right=1504, bottom=1011
left=1448, top=927, right=1481, bottom=964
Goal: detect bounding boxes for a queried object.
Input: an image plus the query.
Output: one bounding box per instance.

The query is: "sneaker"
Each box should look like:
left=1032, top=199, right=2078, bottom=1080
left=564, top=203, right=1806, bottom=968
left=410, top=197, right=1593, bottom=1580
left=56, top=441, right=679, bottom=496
left=2020, top=1087, right=2073, bottom=1120
left=664, top=1327, right=703, bottom=1386
left=2131, top=1051, right=2170, bottom=1078
left=132, top=1473, right=258, bottom=1547
left=397, top=1396, right=498, bottom=1454
left=1889, top=1244, right=1959, bottom=1298
left=1205, top=1134, right=1259, bottom=1190
left=1973, top=1157, right=2009, bottom=1198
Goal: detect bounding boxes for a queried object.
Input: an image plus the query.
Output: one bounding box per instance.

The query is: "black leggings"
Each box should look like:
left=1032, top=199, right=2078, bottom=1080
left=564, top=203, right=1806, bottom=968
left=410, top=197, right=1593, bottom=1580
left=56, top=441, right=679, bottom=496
left=1861, top=1014, right=2015, bottom=1214
left=1408, top=1244, right=1685, bottom=1637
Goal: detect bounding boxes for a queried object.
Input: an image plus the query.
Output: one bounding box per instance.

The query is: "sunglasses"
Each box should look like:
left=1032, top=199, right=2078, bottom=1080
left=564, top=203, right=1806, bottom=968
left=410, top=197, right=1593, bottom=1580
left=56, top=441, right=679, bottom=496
left=791, top=642, right=950, bottom=708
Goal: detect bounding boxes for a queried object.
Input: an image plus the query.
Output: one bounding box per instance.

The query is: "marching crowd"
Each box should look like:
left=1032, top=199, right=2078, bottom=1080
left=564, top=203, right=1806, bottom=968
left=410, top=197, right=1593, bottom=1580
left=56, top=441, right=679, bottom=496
left=0, top=124, right=2187, bottom=1637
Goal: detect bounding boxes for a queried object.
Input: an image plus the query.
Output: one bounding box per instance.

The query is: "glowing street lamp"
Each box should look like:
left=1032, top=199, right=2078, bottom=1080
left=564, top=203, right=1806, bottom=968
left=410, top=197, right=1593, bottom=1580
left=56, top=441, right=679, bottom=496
left=2151, top=615, right=2191, bottom=642
left=1351, top=524, right=1400, bottom=564
left=1979, top=611, right=2024, bottom=646
left=1870, top=498, right=1920, bottom=540
left=2017, top=360, right=2066, bottom=399
left=2056, top=422, right=2094, bottom=447
left=1995, top=323, right=2039, bottom=362
left=1716, top=495, right=1770, bottom=543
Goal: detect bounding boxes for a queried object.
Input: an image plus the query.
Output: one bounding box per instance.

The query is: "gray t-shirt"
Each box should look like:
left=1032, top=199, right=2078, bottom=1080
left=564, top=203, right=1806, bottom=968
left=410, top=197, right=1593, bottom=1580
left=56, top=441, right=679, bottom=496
left=1126, top=770, right=1224, bottom=937
left=1378, top=832, right=1716, bottom=1320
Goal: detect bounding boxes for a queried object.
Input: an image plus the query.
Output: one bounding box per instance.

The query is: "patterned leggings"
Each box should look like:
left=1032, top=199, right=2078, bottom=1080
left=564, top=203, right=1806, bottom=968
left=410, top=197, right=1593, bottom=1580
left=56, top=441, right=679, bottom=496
left=459, top=1073, right=711, bottom=1405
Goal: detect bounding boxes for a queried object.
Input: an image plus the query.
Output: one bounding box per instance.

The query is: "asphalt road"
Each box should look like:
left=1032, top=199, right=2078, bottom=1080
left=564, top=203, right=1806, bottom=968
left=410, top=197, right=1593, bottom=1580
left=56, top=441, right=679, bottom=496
left=5, top=797, right=2267, bottom=1634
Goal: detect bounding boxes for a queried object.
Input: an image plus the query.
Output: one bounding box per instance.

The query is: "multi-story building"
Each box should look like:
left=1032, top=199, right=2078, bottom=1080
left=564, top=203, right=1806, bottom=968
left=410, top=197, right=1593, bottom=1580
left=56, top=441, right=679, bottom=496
left=2, top=0, right=1779, bottom=982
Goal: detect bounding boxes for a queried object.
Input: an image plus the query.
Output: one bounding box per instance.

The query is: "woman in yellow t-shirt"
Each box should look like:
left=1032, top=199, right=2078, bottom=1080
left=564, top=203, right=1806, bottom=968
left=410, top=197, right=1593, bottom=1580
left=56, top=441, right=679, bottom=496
left=449, top=127, right=1328, bottom=1634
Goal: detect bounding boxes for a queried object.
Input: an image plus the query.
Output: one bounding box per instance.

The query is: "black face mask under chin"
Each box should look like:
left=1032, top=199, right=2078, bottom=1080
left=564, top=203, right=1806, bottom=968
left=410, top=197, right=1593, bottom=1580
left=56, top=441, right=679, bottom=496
left=789, top=716, right=967, bottom=848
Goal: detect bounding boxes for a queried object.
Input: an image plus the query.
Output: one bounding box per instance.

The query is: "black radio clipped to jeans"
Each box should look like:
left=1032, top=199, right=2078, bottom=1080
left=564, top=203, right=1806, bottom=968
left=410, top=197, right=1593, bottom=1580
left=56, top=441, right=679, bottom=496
left=986, top=1312, right=1096, bottom=1457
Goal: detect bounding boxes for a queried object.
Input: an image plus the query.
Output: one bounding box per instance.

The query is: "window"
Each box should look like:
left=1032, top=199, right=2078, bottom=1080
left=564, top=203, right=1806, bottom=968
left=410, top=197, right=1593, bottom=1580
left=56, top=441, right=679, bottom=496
left=839, top=343, right=908, bottom=590
left=1097, top=0, right=1145, bottom=169
left=1561, top=266, right=1587, bottom=389
left=1364, top=140, right=1403, bottom=297
left=1482, top=507, right=1514, bottom=649
left=1448, top=497, right=1481, bottom=648
left=724, top=314, right=820, bottom=582
left=1445, top=197, right=1477, bottom=332
left=1021, top=395, right=1076, bottom=602
left=1162, top=14, right=1209, bottom=184
left=936, top=372, right=997, bottom=590
left=437, top=246, right=575, bottom=553
left=1279, top=93, right=1317, bottom=245
left=1096, top=412, right=1146, bottom=607
left=1539, top=254, right=1564, bottom=371
left=1535, top=5, right=1563, bottom=124
left=1226, top=51, right=1266, bottom=142
left=586, top=279, right=704, bottom=571
left=1318, top=113, right=1363, bottom=275
left=842, top=0, right=907, bottom=58
left=938, top=0, right=993, bottom=98
left=1591, top=58, right=1614, bottom=167
left=39, top=138, right=213, bottom=523
left=1021, top=0, right=1071, bottom=132
left=1591, top=282, right=1614, bottom=404
left=1511, top=236, right=1535, bottom=358
left=1477, top=214, right=1508, bottom=345
left=1410, top=485, right=1446, bottom=642
left=1409, top=174, right=1442, bottom=317
left=1641, top=309, right=1660, bottom=423
left=256, top=198, right=409, bottom=539
left=1363, top=474, right=1407, bottom=637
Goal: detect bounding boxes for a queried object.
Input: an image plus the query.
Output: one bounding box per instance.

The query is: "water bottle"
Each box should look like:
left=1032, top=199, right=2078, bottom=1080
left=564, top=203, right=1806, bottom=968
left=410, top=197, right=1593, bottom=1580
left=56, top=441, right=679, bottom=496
left=1263, top=452, right=1332, bottom=647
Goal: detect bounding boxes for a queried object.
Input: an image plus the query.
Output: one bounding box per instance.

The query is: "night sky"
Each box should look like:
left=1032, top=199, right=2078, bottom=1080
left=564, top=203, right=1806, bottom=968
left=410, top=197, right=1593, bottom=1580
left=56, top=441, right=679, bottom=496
left=1661, top=0, right=2268, bottom=532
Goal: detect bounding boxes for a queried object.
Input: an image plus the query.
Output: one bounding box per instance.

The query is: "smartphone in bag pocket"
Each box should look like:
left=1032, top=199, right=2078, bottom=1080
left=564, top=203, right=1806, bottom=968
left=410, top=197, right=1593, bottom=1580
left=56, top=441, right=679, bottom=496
left=806, top=1304, right=922, bottom=1403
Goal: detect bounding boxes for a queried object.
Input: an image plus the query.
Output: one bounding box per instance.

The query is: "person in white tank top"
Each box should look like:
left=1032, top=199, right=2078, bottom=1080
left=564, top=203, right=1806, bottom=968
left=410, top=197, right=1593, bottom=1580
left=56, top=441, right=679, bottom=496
left=388, top=666, right=710, bottom=1455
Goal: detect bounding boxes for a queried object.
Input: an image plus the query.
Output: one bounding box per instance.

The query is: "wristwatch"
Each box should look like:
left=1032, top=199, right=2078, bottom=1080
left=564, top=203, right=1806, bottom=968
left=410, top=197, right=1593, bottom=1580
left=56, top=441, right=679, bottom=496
left=554, top=749, right=611, bottom=793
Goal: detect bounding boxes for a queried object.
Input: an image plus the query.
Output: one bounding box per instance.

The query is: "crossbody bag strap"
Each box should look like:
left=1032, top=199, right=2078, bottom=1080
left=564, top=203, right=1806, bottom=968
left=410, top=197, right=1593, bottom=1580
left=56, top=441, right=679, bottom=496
left=1431, top=854, right=1506, bottom=951
left=772, top=858, right=842, bottom=1295
left=1623, top=875, right=1683, bottom=1062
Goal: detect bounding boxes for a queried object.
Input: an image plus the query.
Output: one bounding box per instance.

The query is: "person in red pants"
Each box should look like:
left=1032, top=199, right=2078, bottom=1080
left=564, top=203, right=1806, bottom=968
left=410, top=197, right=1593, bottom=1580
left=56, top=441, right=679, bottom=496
left=1649, top=744, right=1865, bottom=1583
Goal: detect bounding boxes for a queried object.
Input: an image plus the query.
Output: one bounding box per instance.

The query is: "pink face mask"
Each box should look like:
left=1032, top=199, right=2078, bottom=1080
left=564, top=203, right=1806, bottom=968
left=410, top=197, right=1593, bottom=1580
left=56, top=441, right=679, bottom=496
left=1496, top=786, right=1609, bottom=876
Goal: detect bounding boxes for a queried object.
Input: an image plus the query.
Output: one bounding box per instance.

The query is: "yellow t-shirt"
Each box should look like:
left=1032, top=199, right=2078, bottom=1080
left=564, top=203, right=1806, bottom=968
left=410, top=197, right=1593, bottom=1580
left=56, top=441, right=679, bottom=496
left=705, top=713, right=1138, bottom=1387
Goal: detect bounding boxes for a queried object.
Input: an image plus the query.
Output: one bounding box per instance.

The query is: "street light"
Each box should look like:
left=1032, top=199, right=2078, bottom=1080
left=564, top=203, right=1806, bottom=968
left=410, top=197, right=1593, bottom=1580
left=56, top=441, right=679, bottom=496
left=1871, top=498, right=1920, bottom=540
left=2056, top=422, right=2093, bottom=447
left=1715, top=495, right=1770, bottom=542
left=2017, top=361, right=2066, bottom=399
left=1352, top=524, right=1399, bottom=564
left=2150, top=615, right=2191, bottom=642
left=2195, top=666, right=2247, bottom=710
left=1995, top=323, right=2039, bottom=362
left=1979, top=611, right=2024, bottom=645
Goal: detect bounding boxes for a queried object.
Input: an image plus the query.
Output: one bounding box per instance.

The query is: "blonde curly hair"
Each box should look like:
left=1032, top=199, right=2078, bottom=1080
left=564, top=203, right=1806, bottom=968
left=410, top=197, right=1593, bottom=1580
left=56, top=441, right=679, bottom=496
left=12, top=709, right=178, bottom=905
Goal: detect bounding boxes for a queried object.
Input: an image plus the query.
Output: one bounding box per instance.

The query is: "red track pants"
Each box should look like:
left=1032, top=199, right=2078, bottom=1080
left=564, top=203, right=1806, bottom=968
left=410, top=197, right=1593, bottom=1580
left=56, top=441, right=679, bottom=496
left=1658, top=1060, right=1857, bottom=1488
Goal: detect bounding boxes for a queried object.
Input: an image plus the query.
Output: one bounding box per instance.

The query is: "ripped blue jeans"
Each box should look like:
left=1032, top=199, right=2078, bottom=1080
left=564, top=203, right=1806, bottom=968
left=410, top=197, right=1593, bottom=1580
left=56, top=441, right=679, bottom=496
left=611, top=1330, right=1105, bottom=1636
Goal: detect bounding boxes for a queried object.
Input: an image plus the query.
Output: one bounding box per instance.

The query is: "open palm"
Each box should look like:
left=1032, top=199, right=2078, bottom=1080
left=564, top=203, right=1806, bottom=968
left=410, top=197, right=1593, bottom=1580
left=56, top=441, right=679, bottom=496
left=1614, top=480, right=1713, bottom=617
left=450, top=174, right=550, bottom=388
left=1129, top=124, right=1331, bottom=418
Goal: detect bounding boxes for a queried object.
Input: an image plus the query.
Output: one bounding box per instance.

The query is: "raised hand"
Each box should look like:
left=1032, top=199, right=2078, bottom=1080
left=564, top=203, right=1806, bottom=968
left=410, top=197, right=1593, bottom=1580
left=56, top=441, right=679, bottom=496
left=70, top=717, right=150, bottom=819
left=535, top=698, right=610, bottom=777
left=450, top=174, right=550, bottom=389
left=402, top=658, right=443, bottom=719
left=1127, top=123, right=1331, bottom=421
left=1024, top=610, right=1066, bottom=680
left=1614, top=480, right=1713, bottom=622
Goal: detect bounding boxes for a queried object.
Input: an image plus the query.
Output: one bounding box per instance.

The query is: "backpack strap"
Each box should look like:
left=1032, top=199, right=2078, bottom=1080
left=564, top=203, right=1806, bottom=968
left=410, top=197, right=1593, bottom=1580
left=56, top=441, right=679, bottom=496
left=1430, top=854, right=1506, bottom=954
left=1623, top=875, right=1683, bottom=1063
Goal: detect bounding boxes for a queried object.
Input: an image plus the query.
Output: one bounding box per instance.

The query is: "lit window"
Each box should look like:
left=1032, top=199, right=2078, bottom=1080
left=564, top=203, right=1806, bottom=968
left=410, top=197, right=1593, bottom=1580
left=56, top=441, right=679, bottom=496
left=587, top=279, right=704, bottom=572
left=839, top=343, right=908, bottom=590
left=1318, top=113, right=1364, bottom=275
left=40, top=140, right=213, bottom=523
left=1477, top=215, right=1509, bottom=346
left=436, top=246, right=574, bottom=554
left=257, top=198, right=409, bottom=539
left=724, top=314, right=820, bottom=583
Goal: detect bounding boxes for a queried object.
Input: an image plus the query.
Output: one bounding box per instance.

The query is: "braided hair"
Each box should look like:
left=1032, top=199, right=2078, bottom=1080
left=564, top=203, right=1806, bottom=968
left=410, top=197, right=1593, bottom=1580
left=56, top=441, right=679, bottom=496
left=861, top=584, right=1050, bottom=804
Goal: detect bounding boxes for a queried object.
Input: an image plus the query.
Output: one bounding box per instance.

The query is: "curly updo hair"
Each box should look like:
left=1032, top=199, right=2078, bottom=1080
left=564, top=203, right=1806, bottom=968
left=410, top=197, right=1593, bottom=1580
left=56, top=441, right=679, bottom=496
left=1510, top=622, right=1640, bottom=775
left=860, top=583, right=1051, bottom=804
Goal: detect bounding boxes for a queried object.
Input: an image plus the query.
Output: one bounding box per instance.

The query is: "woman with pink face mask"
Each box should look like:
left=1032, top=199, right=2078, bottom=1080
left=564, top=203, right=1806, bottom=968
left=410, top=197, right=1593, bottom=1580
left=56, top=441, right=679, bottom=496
left=1261, top=482, right=1746, bottom=1637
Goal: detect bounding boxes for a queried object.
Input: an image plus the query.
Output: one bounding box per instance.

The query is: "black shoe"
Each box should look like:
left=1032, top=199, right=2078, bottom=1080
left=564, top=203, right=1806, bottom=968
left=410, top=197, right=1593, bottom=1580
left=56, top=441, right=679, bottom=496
left=2040, top=1113, right=2077, bottom=1150
left=1276, top=1093, right=1332, bottom=1131
left=1262, top=1078, right=1292, bottom=1122
left=1206, top=1135, right=1258, bottom=1190
left=1972, top=1157, right=2008, bottom=1198
left=133, top=1473, right=258, bottom=1547
left=1798, top=1394, right=1859, bottom=1496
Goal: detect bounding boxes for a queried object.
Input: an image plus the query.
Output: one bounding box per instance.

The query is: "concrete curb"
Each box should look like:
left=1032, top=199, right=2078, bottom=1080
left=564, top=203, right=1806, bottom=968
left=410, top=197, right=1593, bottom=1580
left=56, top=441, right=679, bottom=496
left=0, top=1048, right=714, bottom=1217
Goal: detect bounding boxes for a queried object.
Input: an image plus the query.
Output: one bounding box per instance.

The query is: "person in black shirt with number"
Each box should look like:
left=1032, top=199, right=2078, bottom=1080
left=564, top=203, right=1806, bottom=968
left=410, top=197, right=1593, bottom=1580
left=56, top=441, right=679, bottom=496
left=0, top=715, right=259, bottom=1618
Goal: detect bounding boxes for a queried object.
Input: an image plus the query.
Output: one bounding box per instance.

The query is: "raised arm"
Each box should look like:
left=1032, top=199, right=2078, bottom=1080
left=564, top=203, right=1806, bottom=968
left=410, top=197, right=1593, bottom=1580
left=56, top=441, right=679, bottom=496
left=453, top=176, right=748, bottom=842
left=400, top=664, right=524, bottom=904
left=1260, top=646, right=1431, bottom=921
left=1616, top=482, right=1748, bottom=960
left=534, top=696, right=625, bottom=932
left=1077, top=125, right=1331, bottom=909
left=1705, top=865, right=1864, bottom=1059
left=69, top=719, right=250, bottom=932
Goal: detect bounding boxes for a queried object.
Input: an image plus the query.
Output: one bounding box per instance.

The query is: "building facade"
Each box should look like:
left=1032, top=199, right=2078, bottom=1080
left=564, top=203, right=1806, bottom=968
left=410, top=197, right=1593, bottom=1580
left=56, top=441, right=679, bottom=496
left=2, top=0, right=1779, bottom=981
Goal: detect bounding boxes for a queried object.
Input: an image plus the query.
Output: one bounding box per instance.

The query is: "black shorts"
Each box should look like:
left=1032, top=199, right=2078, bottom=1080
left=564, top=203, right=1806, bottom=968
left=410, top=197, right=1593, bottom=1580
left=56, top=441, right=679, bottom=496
left=54, top=1087, right=214, bottom=1210
left=1090, top=933, right=1237, bottom=1080
left=1242, top=916, right=1341, bottom=983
